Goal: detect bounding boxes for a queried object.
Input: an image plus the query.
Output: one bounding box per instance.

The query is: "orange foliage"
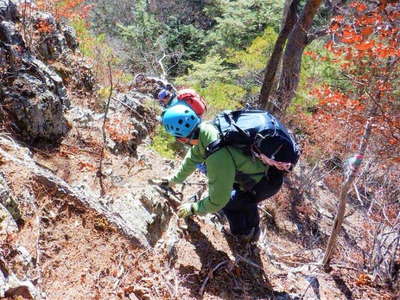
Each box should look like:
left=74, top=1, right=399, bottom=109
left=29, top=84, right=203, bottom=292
left=105, top=117, right=133, bottom=144
left=307, top=0, right=400, bottom=161
left=35, top=0, right=92, bottom=20
left=355, top=273, right=372, bottom=286
left=34, top=19, right=55, bottom=33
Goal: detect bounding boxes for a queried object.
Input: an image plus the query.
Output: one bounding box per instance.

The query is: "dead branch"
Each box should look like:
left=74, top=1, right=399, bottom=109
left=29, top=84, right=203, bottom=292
left=322, top=106, right=377, bottom=268
left=98, top=61, right=113, bottom=196
left=158, top=53, right=167, bottom=80
left=353, top=182, right=364, bottom=206
left=199, top=260, right=229, bottom=296
left=236, top=255, right=264, bottom=271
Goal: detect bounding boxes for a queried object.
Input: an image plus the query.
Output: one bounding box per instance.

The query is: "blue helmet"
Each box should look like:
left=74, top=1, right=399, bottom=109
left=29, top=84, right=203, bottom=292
left=162, top=104, right=200, bottom=138
left=158, top=89, right=171, bottom=100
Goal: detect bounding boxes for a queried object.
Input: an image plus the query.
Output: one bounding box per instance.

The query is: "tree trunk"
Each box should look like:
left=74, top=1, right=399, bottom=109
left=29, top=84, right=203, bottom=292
left=322, top=107, right=377, bottom=267
left=259, top=0, right=300, bottom=111
left=272, top=0, right=323, bottom=116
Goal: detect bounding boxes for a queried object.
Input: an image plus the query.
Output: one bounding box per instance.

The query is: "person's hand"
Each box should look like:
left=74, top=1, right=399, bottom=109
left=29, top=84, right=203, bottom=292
left=152, top=177, right=176, bottom=188
left=177, top=203, right=194, bottom=218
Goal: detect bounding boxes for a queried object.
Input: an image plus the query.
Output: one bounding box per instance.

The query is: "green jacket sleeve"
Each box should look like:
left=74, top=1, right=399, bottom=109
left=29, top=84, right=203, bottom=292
left=192, top=148, right=236, bottom=215
left=170, top=122, right=219, bottom=184
left=170, top=145, right=204, bottom=183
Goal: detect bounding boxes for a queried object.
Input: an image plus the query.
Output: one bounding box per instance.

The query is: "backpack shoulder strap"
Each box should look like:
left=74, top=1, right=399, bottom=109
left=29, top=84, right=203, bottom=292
left=205, top=139, right=223, bottom=158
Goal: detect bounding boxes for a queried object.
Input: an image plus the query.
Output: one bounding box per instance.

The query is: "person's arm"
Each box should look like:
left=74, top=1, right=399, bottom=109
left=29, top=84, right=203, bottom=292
left=170, top=145, right=204, bottom=183
left=192, top=148, right=235, bottom=215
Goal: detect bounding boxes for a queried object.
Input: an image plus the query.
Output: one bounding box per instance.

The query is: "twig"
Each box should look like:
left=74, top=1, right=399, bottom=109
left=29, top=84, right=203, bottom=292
left=158, top=53, right=167, bottom=79
left=389, top=231, right=400, bottom=281
left=300, top=280, right=312, bottom=299
left=111, top=96, right=145, bottom=121
left=34, top=206, right=42, bottom=288
left=98, top=61, right=113, bottom=196
left=199, top=260, right=228, bottom=296
left=353, top=182, right=364, bottom=206
left=235, top=255, right=264, bottom=271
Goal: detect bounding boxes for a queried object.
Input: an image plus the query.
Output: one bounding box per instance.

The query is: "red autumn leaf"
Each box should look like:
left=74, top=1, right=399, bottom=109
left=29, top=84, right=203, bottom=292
left=325, top=40, right=334, bottom=51
left=333, top=15, right=345, bottom=23
left=361, top=27, right=373, bottom=37
left=356, top=3, right=367, bottom=12
left=355, top=40, right=375, bottom=50
left=342, top=29, right=355, bottom=38
left=330, top=22, right=340, bottom=32
left=363, top=15, right=379, bottom=25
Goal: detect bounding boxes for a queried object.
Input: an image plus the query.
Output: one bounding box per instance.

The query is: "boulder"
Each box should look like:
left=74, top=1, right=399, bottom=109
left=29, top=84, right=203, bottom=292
left=0, top=173, right=23, bottom=227
left=108, top=92, right=157, bottom=157
left=32, top=11, right=78, bottom=60
left=0, top=202, right=18, bottom=234
left=61, top=23, right=78, bottom=51
left=0, top=0, right=18, bottom=22
left=107, top=187, right=173, bottom=246
left=0, top=20, right=70, bottom=141
left=3, top=273, right=39, bottom=299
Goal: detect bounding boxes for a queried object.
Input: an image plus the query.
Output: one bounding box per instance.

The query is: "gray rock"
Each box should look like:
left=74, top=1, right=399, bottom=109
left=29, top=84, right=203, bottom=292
left=0, top=18, right=70, bottom=141
left=33, top=12, right=67, bottom=60
left=29, top=12, right=78, bottom=59
left=0, top=269, right=6, bottom=298
left=0, top=172, right=19, bottom=231
left=3, top=72, right=70, bottom=140
left=4, top=273, right=39, bottom=299
left=67, top=106, right=96, bottom=125
left=109, top=188, right=173, bottom=246
left=0, top=172, right=10, bottom=202
left=107, top=92, right=157, bottom=157
left=0, top=0, right=18, bottom=22
left=61, top=23, right=78, bottom=51
left=0, top=20, right=24, bottom=45
left=0, top=202, right=18, bottom=234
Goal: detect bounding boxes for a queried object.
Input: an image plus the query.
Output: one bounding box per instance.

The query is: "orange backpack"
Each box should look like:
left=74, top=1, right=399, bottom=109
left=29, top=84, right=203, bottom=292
left=176, top=89, right=207, bottom=117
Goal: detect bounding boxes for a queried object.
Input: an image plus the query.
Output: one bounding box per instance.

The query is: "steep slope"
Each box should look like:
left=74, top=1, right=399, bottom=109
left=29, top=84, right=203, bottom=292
left=0, top=2, right=397, bottom=299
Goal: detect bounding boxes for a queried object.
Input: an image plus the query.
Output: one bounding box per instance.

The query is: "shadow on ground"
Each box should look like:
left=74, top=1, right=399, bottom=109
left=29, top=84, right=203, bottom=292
left=178, top=218, right=296, bottom=299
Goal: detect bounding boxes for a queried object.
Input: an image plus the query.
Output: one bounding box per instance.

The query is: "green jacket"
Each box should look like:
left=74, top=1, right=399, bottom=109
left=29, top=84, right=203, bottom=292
left=170, top=122, right=268, bottom=215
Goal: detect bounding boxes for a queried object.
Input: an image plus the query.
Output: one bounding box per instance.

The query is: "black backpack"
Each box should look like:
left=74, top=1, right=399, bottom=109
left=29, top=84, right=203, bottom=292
left=205, top=110, right=300, bottom=171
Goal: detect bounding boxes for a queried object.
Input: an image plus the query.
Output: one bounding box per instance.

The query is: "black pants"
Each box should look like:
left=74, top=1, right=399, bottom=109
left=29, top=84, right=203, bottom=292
left=222, top=168, right=283, bottom=235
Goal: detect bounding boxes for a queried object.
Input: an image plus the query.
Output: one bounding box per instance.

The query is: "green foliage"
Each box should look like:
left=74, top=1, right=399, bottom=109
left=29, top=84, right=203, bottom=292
left=175, top=27, right=278, bottom=111
left=71, top=17, right=110, bottom=58
left=164, top=17, right=207, bottom=76
left=151, top=125, right=185, bottom=159
left=97, top=86, right=111, bottom=100
left=70, top=16, right=119, bottom=87
left=203, top=0, right=284, bottom=52
left=175, top=55, right=244, bottom=115
left=200, top=82, right=245, bottom=112
left=175, top=55, right=230, bottom=88
left=117, top=1, right=166, bottom=73
left=88, top=0, right=284, bottom=77
left=89, top=0, right=136, bottom=35
left=228, top=27, right=277, bottom=72
left=289, top=40, right=345, bottom=113
left=118, top=72, right=134, bottom=84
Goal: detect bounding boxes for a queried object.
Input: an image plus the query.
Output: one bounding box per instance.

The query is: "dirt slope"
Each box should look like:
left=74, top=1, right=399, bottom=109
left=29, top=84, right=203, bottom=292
left=1, top=92, right=395, bottom=299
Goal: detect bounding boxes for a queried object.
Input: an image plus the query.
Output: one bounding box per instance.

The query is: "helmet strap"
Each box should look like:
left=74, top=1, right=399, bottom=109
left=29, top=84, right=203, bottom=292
left=188, top=127, right=200, bottom=140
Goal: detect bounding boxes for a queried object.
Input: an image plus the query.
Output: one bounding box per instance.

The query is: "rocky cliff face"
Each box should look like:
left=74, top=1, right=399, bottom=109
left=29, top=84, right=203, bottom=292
left=0, top=0, right=70, bottom=141
left=0, top=2, right=168, bottom=298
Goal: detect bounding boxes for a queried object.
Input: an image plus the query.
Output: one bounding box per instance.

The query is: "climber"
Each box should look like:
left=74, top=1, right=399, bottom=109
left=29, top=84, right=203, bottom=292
left=156, top=104, right=285, bottom=243
left=158, top=89, right=177, bottom=108
left=158, top=88, right=207, bottom=117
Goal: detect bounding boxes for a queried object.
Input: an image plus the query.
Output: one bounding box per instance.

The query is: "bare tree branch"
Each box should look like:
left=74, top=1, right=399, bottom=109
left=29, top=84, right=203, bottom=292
left=322, top=105, right=378, bottom=267
left=98, top=61, right=113, bottom=196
